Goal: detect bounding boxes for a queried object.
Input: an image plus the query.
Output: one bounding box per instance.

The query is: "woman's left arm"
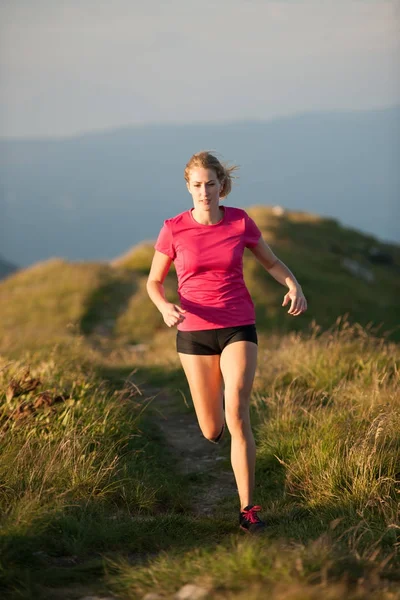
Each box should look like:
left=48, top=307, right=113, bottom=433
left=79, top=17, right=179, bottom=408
left=249, top=237, right=308, bottom=316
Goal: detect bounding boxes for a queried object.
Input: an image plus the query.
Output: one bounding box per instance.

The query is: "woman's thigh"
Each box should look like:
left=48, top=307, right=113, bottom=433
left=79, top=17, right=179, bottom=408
left=178, top=352, right=224, bottom=438
left=219, top=341, right=258, bottom=426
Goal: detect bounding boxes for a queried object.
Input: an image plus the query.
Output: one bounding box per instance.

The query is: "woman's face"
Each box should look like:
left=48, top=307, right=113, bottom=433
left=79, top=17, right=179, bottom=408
left=186, top=167, right=222, bottom=211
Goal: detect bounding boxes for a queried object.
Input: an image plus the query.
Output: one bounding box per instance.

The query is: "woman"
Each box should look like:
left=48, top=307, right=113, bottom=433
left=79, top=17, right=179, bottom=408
left=146, top=151, right=307, bottom=534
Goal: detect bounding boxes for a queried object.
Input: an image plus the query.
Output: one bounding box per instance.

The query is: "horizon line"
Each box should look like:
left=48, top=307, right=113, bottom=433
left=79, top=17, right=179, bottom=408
left=1, top=103, right=399, bottom=144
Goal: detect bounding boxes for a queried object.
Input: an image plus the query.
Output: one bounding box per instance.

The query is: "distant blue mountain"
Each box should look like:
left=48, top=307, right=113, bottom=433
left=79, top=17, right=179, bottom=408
left=0, top=106, right=399, bottom=267
left=0, top=255, right=18, bottom=280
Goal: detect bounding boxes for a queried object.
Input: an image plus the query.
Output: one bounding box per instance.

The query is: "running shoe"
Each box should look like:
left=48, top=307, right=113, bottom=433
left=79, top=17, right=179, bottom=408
left=239, top=504, right=266, bottom=534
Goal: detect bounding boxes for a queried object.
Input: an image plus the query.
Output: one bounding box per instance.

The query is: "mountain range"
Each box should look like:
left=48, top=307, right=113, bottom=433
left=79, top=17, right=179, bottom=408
left=1, top=106, right=399, bottom=268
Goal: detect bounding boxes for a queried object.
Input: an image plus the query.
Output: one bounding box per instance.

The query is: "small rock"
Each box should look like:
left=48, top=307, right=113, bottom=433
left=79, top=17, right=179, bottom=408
left=142, top=593, right=163, bottom=600
left=175, top=583, right=209, bottom=600
left=272, top=205, right=285, bottom=216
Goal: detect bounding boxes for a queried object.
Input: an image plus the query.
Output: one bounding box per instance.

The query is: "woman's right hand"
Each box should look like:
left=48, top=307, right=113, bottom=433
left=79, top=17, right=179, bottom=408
left=160, top=303, right=186, bottom=327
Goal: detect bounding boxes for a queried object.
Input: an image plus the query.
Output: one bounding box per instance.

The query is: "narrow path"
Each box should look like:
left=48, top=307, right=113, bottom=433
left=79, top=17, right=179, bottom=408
left=41, top=383, right=238, bottom=600
left=145, top=386, right=238, bottom=516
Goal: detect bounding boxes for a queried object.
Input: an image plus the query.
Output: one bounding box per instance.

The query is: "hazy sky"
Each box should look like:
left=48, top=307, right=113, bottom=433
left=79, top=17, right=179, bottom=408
left=0, top=0, right=399, bottom=138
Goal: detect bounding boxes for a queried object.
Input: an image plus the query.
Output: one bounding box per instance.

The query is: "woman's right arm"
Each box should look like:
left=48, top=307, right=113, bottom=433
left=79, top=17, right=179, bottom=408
left=146, top=250, right=186, bottom=327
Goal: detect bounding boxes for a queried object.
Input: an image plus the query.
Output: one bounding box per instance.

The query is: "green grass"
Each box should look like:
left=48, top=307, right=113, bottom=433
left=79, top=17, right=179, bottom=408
left=1, top=319, right=398, bottom=599
left=0, top=205, right=399, bottom=598
left=108, top=534, right=400, bottom=599
left=105, top=321, right=400, bottom=600
left=0, top=351, right=193, bottom=598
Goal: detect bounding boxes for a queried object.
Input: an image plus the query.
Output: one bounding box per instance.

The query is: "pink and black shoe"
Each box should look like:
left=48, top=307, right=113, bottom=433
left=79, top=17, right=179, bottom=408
left=239, top=504, right=266, bottom=534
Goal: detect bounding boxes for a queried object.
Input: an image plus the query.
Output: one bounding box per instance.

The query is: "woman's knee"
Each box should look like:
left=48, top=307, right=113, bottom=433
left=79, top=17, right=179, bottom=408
left=202, top=421, right=225, bottom=444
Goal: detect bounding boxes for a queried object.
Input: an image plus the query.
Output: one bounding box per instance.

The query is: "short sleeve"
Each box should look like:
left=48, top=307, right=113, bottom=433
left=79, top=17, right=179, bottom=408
left=244, top=212, right=262, bottom=248
left=154, top=220, right=176, bottom=260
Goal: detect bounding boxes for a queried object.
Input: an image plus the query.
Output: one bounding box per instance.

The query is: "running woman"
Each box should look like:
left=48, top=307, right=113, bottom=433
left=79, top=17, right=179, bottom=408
left=146, top=151, right=307, bottom=534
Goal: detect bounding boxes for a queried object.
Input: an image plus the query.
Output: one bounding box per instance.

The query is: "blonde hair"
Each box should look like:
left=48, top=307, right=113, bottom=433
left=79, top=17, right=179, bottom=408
left=184, top=151, right=239, bottom=198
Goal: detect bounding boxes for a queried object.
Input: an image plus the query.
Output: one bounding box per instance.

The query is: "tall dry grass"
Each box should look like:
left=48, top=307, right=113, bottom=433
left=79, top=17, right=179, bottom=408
left=107, top=318, right=400, bottom=600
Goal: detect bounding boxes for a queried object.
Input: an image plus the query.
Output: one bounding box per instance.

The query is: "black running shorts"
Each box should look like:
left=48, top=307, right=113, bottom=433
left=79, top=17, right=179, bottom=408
left=176, top=324, right=258, bottom=355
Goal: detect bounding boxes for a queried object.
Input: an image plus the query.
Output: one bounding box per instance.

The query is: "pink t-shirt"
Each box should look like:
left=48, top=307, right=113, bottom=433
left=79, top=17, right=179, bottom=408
left=154, top=205, right=262, bottom=331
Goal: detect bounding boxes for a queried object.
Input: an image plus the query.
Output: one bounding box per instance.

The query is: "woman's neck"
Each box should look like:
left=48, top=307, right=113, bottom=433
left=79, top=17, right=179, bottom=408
left=192, top=205, right=224, bottom=225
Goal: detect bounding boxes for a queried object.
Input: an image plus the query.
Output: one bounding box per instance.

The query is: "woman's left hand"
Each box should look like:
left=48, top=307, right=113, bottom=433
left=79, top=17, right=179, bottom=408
left=282, top=286, right=307, bottom=316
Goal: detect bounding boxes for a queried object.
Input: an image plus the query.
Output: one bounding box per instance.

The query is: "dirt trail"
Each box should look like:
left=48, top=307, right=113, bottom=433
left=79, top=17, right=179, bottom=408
left=145, top=386, right=238, bottom=516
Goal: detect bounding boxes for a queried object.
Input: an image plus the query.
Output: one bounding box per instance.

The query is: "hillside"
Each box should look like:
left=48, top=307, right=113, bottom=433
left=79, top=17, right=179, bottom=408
left=1, top=106, right=399, bottom=268
left=0, top=207, right=399, bottom=360
left=113, top=206, right=400, bottom=342
left=0, top=206, right=399, bottom=599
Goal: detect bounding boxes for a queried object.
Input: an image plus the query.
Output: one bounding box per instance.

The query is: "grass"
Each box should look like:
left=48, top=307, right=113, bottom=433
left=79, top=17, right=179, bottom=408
left=0, top=205, right=399, bottom=598
left=108, top=535, right=399, bottom=600
left=105, top=319, right=400, bottom=600
left=1, top=319, right=399, bottom=599
left=0, top=347, right=193, bottom=598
